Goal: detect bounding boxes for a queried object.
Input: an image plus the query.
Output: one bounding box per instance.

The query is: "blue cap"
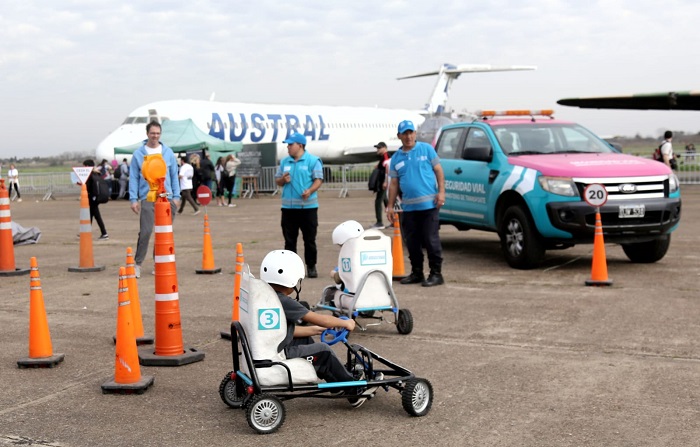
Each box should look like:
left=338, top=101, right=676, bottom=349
left=397, top=120, right=416, bottom=134
left=283, top=132, right=307, bottom=145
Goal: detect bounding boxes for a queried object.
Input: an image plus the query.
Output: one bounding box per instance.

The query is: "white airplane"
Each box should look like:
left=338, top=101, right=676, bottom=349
left=95, top=63, right=536, bottom=164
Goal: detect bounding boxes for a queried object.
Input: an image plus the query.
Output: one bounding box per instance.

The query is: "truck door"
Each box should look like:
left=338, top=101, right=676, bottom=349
left=435, top=127, right=466, bottom=219
left=456, top=127, right=493, bottom=225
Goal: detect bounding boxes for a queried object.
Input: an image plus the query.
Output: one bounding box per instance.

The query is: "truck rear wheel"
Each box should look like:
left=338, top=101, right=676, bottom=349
left=621, top=235, right=671, bottom=263
left=499, top=205, right=545, bottom=269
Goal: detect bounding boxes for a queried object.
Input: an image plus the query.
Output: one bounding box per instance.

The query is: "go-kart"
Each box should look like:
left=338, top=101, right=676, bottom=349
left=218, top=272, right=432, bottom=434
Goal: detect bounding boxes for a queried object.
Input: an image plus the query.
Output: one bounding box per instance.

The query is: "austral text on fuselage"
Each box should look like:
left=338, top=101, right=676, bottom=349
left=208, top=113, right=330, bottom=143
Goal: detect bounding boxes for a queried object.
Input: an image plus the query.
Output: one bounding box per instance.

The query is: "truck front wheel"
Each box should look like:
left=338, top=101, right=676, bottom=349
left=621, top=235, right=671, bottom=263
left=499, top=205, right=545, bottom=269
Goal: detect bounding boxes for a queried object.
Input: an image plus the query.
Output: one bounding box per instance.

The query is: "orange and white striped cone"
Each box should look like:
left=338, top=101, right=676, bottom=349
left=68, top=183, right=105, bottom=272
left=585, top=211, right=613, bottom=287
left=391, top=212, right=407, bottom=280
left=220, top=243, right=243, bottom=340
left=0, top=180, right=30, bottom=276
left=102, top=267, right=154, bottom=394
left=114, top=248, right=153, bottom=345
left=138, top=179, right=204, bottom=366
left=195, top=214, right=221, bottom=274
left=18, top=257, right=65, bottom=368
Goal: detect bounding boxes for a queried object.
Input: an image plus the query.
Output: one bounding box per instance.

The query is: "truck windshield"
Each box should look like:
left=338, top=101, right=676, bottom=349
left=493, top=123, right=616, bottom=156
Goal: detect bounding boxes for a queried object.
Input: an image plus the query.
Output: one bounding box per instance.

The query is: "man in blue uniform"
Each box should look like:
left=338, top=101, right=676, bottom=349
left=386, top=120, right=446, bottom=287
left=274, top=132, right=324, bottom=278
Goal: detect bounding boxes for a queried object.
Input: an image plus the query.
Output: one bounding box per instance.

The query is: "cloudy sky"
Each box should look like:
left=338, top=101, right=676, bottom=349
left=1, top=0, right=699, bottom=158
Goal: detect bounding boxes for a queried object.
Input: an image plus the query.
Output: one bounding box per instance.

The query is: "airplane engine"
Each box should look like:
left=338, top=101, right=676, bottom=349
left=416, top=116, right=454, bottom=145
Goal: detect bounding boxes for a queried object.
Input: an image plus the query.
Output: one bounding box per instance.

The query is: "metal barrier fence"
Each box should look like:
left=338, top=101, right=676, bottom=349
left=7, top=156, right=700, bottom=200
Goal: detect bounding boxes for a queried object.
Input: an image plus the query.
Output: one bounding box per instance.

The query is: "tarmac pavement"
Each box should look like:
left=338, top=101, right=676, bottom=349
left=1, top=186, right=699, bottom=446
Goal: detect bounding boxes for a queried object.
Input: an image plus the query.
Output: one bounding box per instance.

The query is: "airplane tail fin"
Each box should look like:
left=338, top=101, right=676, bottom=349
left=398, top=64, right=537, bottom=115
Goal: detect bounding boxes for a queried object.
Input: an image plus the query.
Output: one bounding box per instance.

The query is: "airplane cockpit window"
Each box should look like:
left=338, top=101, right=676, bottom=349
left=134, top=117, right=147, bottom=124
left=122, top=117, right=137, bottom=125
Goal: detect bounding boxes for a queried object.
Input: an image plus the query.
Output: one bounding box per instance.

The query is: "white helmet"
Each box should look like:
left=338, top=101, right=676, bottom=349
left=260, top=250, right=305, bottom=288
left=332, top=220, right=364, bottom=245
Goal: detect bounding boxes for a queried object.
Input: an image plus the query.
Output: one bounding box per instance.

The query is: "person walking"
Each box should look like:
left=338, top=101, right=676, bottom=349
left=224, top=153, right=241, bottom=207
left=117, top=158, right=129, bottom=199
left=199, top=151, right=215, bottom=191
left=369, top=142, right=390, bottom=229
left=214, top=156, right=227, bottom=207
left=386, top=120, right=446, bottom=287
left=7, top=163, right=21, bottom=202
left=660, top=130, right=677, bottom=170
left=274, top=132, right=324, bottom=278
left=177, top=156, right=200, bottom=215
left=128, top=121, right=181, bottom=278
left=82, top=159, right=108, bottom=240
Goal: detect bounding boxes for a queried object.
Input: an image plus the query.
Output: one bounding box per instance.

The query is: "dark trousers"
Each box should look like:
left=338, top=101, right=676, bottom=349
left=374, top=189, right=388, bottom=225
left=9, top=182, right=20, bottom=199
left=285, top=338, right=354, bottom=382
left=178, top=189, right=199, bottom=213
left=226, top=175, right=237, bottom=203
left=281, top=208, right=318, bottom=267
left=401, top=207, right=443, bottom=275
left=88, top=201, right=107, bottom=236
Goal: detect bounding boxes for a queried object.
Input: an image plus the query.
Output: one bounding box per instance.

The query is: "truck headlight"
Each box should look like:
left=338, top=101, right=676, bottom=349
left=669, top=173, right=679, bottom=193
left=538, top=176, right=578, bottom=197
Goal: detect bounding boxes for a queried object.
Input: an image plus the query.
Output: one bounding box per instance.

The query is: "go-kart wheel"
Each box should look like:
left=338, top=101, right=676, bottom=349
left=402, top=378, right=433, bottom=417
left=396, top=308, right=413, bottom=334
left=321, top=316, right=350, bottom=345
left=218, top=371, right=244, bottom=409
left=246, top=394, right=286, bottom=434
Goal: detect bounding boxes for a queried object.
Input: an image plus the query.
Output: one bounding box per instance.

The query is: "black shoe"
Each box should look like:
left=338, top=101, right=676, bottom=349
left=307, top=266, right=318, bottom=278
left=400, top=272, right=425, bottom=285
left=421, top=273, right=444, bottom=287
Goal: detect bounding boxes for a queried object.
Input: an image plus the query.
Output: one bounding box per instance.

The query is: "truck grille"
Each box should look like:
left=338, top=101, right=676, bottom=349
left=573, top=175, right=668, bottom=201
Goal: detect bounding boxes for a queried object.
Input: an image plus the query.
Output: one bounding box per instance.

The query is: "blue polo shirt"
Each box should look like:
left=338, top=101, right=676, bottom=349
left=275, top=151, right=323, bottom=209
left=389, top=141, right=439, bottom=212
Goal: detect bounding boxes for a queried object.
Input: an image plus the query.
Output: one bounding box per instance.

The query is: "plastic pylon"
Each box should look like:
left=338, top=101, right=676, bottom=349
left=585, top=211, right=613, bottom=287
left=195, top=214, right=221, bottom=274
left=17, top=257, right=65, bottom=368
left=220, top=243, right=244, bottom=340
left=138, top=179, right=204, bottom=366
left=68, top=183, right=105, bottom=273
left=391, top=212, right=406, bottom=280
left=102, top=267, right=154, bottom=394
left=123, top=247, right=152, bottom=345
left=0, top=179, right=29, bottom=276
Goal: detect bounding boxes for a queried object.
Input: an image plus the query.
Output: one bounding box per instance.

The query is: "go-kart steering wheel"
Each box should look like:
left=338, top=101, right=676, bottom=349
left=321, top=316, right=350, bottom=346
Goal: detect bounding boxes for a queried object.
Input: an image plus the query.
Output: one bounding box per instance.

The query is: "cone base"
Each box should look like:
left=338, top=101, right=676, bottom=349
left=585, top=279, right=614, bottom=287
left=220, top=329, right=232, bottom=340
left=101, top=375, right=155, bottom=394
left=68, top=265, right=106, bottom=272
left=0, top=267, right=31, bottom=277
left=195, top=267, right=222, bottom=274
left=17, top=353, right=65, bottom=369
left=138, top=346, right=205, bottom=366
left=113, top=334, right=155, bottom=346
left=392, top=275, right=407, bottom=281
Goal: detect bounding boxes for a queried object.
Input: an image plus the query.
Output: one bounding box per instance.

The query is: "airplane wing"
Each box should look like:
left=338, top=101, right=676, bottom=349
left=396, top=64, right=537, bottom=80
left=557, top=91, right=700, bottom=111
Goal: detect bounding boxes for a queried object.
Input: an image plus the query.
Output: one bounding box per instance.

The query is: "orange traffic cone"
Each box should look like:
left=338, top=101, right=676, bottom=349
left=195, top=214, right=221, bottom=274
left=114, top=248, right=153, bottom=345
left=68, top=183, right=105, bottom=273
left=102, top=267, right=155, bottom=394
left=17, top=257, right=65, bottom=368
left=391, top=212, right=406, bottom=280
left=220, top=243, right=243, bottom=340
left=0, top=180, right=30, bottom=276
left=585, top=211, right=613, bottom=286
left=138, top=178, right=204, bottom=366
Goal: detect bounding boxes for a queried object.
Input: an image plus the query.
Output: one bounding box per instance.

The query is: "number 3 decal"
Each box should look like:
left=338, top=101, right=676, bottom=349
left=258, top=308, right=281, bottom=330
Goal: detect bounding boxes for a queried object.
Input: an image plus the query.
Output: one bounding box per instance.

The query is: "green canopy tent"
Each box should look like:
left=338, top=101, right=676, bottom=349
left=113, top=119, right=243, bottom=163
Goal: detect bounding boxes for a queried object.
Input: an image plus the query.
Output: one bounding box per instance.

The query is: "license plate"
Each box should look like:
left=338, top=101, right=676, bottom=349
left=618, top=204, right=645, bottom=218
